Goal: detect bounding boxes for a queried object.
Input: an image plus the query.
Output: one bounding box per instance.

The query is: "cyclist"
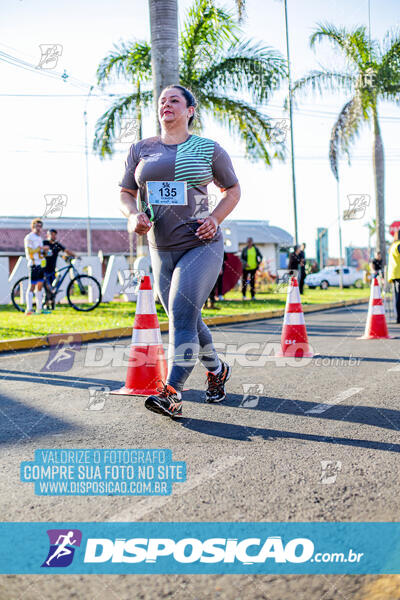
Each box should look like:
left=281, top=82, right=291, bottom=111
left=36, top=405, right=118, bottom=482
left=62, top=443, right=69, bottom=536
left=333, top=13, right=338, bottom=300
left=24, top=218, right=48, bottom=315
left=43, top=228, right=76, bottom=286
left=119, top=84, right=240, bottom=418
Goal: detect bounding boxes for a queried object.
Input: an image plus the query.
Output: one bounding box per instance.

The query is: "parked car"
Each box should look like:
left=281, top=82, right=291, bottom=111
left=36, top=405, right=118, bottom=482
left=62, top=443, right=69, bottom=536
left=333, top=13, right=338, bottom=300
left=305, top=266, right=364, bottom=290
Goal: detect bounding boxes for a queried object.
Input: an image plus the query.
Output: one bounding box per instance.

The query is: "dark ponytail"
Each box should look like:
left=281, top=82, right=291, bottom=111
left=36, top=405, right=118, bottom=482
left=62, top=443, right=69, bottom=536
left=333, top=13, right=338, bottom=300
left=163, top=84, right=197, bottom=127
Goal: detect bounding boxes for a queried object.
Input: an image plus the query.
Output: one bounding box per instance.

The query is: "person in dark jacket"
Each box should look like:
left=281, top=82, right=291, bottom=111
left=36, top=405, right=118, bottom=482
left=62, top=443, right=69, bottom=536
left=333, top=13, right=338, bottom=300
left=241, top=238, right=263, bottom=299
left=370, top=251, right=383, bottom=278
left=298, top=242, right=306, bottom=294
left=288, top=245, right=301, bottom=272
left=43, top=229, right=76, bottom=286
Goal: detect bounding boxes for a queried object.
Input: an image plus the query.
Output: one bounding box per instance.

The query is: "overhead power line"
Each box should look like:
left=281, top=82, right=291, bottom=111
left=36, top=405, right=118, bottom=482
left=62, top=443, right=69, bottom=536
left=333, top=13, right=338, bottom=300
left=1, top=91, right=400, bottom=123
left=1, top=48, right=399, bottom=122
left=0, top=48, right=99, bottom=92
left=0, top=93, right=119, bottom=97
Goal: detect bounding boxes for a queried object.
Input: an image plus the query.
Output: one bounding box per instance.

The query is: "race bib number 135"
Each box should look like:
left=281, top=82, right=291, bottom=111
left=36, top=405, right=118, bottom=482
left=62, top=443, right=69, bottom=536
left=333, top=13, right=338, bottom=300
left=146, top=181, right=187, bottom=206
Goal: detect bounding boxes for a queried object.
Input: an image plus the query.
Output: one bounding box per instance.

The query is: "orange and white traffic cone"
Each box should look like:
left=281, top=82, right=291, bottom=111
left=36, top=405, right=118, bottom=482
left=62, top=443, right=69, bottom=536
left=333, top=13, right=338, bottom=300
left=111, top=275, right=168, bottom=396
left=276, top=276, right=314, bottom=358
left=358, top=277, right=393, bottom=340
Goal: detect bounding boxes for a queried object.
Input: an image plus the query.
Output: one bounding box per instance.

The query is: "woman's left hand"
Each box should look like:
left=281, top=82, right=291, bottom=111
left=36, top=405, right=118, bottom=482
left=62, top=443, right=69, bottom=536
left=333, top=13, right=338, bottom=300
left=195, top=215, right=219, bottom=240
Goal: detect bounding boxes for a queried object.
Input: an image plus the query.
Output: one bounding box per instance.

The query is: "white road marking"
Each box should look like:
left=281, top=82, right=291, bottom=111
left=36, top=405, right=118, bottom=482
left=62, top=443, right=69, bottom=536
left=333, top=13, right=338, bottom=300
left=388, top=364, right=400, bottom=372
left=109, top=454, right=244, bottom=522
left=306, top=387, right=363, bottom=415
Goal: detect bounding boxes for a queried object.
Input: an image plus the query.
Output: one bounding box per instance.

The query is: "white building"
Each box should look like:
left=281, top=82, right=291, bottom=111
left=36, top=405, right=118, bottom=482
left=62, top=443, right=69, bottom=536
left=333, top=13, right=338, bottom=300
left=1, top=216, right=292, bottom=277
left=221, top=219, right=293, bottom=274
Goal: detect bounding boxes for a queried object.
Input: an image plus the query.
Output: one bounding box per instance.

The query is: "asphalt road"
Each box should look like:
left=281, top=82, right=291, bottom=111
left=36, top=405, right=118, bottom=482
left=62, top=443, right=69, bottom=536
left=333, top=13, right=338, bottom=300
left=1, top=302, right=400, bottom=599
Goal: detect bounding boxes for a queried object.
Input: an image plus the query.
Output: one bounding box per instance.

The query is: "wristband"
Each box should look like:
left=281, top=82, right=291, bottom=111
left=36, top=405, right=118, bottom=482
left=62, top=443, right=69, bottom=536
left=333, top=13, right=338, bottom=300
left=136, top=189, right=154, bottom=222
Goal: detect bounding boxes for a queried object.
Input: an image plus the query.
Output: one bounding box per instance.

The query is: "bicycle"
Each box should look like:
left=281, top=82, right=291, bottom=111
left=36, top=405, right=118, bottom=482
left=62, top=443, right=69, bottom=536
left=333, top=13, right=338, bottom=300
left=11, top=256, right=102, bottom=312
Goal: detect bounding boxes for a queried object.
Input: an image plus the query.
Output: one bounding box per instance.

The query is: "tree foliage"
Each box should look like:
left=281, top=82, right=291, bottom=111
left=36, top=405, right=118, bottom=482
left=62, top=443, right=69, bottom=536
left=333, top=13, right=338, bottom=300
left=93, top=0, right=286, bottom=165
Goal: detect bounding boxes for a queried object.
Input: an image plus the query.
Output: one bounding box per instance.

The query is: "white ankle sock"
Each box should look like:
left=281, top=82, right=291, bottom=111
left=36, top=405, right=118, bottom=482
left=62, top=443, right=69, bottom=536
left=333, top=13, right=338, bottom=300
left=35, top=289, right=43, bottom=311
left=26, top=290, right=33, bottom=311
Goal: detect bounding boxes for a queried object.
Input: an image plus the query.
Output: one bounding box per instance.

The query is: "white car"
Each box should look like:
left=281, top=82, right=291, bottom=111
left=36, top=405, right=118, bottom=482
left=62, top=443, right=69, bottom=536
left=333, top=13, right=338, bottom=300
left=305, top=266, right=364, bottom=290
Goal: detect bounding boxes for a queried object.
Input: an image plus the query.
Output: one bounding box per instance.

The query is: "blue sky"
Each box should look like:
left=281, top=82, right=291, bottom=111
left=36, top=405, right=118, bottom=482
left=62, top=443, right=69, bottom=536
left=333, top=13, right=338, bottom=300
left=2, top=0, right=400, bottom=258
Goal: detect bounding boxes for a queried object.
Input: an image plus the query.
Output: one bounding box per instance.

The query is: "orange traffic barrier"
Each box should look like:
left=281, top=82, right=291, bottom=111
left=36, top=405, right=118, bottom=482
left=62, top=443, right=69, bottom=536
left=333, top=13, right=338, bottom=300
left=276, top=276, right=314, bottom=358
left=111, top=275, right=167, bottom=396
left=358, top=277, right=393, bottom=340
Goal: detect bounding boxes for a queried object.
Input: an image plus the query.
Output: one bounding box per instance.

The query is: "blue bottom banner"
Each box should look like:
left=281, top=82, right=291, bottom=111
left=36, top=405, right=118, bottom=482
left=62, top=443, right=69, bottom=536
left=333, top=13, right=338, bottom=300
left=0, top=522, right=399, bottom=574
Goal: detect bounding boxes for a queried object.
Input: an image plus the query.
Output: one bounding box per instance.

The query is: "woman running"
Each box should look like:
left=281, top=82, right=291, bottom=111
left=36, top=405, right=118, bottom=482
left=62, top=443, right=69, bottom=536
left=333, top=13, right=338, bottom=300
left=119, top=84, right=240, bottom=418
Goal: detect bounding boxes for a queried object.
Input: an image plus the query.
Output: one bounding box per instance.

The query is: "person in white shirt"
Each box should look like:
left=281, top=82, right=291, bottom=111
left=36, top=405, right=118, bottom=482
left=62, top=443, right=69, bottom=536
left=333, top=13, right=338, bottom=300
left=24, top=218, right=48, bottom=315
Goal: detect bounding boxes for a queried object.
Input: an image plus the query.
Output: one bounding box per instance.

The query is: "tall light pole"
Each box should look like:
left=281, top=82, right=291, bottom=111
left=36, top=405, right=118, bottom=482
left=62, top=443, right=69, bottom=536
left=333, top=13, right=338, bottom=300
left=284, top=0, right=298, bottom=246
left=336, top=180, right=344, bottom=288
left=83, top=85, right=94, bottom=256
left=318, top=228, right=328, bottom=269
left=368, top=0, right=371, bottom=48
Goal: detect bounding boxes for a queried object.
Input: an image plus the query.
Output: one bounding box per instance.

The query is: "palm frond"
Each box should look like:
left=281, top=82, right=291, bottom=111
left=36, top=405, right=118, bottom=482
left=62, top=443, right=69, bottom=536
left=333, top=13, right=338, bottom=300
left=195, top=40, right=286, bottom=104
left=96, top=40, right=152, bottom=87
left=378, top=29, right=400, bottom=93
left=180, top=0, right=238, bottom=81
left=202, top=94, right=286, bottom=165
left=379, top=28, right=400, bottom=65
left=292, top=70, right=355, bottom=97
left=379, top=89, right=400, bottom=104
left=329, top=96, right=364, bottom=180
left=92, top=91, right=153, bottom=158
left=310, top=23, right=373, bottom=68
left=364, top=218, right=377, bottom=235
left=347, top=27, right=377, bottom=64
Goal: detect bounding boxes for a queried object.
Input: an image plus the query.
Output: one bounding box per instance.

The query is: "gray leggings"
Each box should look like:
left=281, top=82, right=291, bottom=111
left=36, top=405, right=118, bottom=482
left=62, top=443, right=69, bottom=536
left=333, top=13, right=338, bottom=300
left=150, top=237, right=224, bottom=392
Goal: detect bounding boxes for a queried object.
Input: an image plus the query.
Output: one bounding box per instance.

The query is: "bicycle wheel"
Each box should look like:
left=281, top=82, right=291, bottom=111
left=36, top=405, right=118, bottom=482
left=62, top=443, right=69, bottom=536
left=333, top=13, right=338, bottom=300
left=11, top=276, right=35, bottom=312
left=67, top=275, right=102, bottom=311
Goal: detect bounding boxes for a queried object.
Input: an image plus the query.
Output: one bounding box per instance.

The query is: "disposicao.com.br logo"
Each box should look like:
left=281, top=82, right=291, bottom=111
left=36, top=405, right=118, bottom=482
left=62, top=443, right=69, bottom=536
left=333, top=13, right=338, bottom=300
left=32, top=526, right=365, bottom=573
left=84, top=535, right=313, bottom=564
left=82, top=536, right=362, bottom=565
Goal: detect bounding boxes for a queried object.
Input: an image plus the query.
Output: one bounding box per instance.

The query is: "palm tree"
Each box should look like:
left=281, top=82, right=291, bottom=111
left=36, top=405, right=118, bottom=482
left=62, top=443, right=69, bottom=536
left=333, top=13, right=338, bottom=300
left=148, top=0, right=246, bottom=134
left=148, top=0, right=179, bottom=132
left=93, top=0, right=287, bottom=165
left=292, top=23, right=400, bottom=264
left=365, top=217, right=377, bottom=258
left=231, top=0, right=246, bottom=22
left=365, top=217, right=392, bottom=257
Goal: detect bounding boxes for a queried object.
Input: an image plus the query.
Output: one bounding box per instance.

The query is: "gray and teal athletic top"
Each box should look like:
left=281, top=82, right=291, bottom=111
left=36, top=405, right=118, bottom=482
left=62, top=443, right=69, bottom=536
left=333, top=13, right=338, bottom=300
left=119, top=134, right=238, bottom=251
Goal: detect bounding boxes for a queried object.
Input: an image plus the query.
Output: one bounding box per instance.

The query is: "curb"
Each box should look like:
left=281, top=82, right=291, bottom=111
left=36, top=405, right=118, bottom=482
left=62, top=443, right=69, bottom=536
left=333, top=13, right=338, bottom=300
left=0, top=298, right=369, bottom=354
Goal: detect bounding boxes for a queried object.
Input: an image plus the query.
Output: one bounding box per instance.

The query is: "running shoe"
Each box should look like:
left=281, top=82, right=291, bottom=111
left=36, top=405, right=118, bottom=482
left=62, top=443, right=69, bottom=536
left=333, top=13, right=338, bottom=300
left=145, top=383, right=183, bottom=418
left=205, top=361, right=231, bottom=403
left=24, top=310, right=34, bottom=316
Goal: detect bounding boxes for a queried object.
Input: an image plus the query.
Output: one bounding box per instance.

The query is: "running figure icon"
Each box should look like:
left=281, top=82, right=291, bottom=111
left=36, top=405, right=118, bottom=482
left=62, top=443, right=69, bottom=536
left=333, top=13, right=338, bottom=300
left=41, top=529, right=82, bottom=568
left=41, top=335, right=81, bottom=372
left=45, top=531, right=77, bottom=566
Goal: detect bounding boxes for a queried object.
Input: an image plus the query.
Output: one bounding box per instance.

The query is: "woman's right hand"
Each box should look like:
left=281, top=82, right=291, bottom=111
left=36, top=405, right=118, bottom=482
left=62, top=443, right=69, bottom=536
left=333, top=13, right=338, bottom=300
left=128, top=212, right=152, bottom=234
